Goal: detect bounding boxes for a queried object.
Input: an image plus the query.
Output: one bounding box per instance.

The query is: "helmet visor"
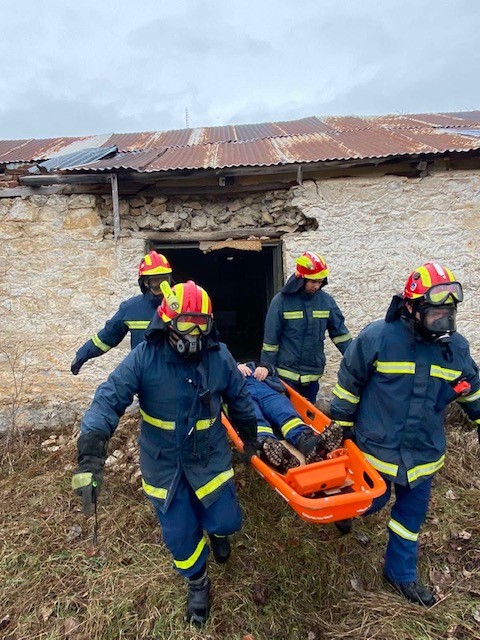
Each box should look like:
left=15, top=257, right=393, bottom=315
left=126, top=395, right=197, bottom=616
left=425, top=282, right=463, bottom=306
left=171, top=313, right=213, bottom=335
left=421, top=305, right=457, bottom=334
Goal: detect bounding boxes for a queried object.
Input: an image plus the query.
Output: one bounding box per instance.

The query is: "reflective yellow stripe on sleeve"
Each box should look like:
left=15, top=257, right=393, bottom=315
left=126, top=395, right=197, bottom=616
left=142, top=478, right=168, bottom=499
left=332, top=333, right=352, bottom=344
left=364, top=453, right=398, bottom=478
left=300, top=374, right=322, bottom=383
left=335, top=420, right=354, bottom=427
left=140, top=409, right=175, bottom=430
left=280, top=417, right=305, bottom=437
left=195, top=469, right=234, bottom=500
left=312, top=310, right=330, bottom=319
left=262, top=343, right=279, bottom=352
left=91, top=334, right=112, bottom=353
left=407, top=455, right=445, bottom=484
left=388, top=518, right=419, bottom=541
left=277, top=367, right=300, bottom=382
left=457, top=388, right=480, bottom=403
left=333, top=384, right=360, bottom=404
left=174, top=536, right=207, bottom=570
left=283, top=311, right=304, bottom=319
left=125, top=321, right=150, bottom=329
left=373, top=361, right=416, bottom=374
left=195, top=419, right=213, bottom=431
left=430, top=365, right=462, bottom=381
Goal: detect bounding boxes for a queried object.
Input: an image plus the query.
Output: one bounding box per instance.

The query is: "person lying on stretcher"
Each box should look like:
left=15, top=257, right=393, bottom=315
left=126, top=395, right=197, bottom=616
left=237, top=362, right=343, bottom=474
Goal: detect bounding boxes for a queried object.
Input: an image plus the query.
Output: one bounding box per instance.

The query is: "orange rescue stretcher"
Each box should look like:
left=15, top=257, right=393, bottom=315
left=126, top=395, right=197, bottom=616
left=222, top=382, right=386, bottom=524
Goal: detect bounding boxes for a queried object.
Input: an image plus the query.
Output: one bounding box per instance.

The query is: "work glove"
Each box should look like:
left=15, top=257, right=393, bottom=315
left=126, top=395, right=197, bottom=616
left=340, top=423, right=355, bottom=443
left=70, top=356, right=87, bottom=376
left=71, top=432, right=108, bottom=516
left=242, top=439, right=262, bottom=463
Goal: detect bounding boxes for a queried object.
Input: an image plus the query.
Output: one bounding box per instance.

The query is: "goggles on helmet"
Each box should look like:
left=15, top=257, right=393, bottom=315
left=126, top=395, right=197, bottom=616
left=424, top=282, right=463, bottom=306
left=170, top=313, right=213, bottom=336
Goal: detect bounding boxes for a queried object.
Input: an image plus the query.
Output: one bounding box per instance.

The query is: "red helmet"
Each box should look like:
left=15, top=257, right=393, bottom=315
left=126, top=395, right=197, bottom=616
left=402, top=262, right=463, bottom=305
left=138, top=251, right=172, bottom=277
left=294, top=252, right=329, bottom=280
left=159, top=281, right=213, bottom=335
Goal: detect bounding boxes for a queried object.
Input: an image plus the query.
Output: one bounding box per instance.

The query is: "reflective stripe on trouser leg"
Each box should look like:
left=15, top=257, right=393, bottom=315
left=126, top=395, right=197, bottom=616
left=147, top=474, right=209, bottom=578
left=384, top=478, right=432, bottom=583
left=200, top=480, right=242, bottom=537
left=248, top=377, right=307, bottom=439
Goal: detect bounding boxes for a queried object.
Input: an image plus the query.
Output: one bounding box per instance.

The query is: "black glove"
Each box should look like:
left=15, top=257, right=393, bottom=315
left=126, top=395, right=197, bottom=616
left=71, top=356, right=87, bottom=376
left=477, top=425, right=480, bottom=445
left=341, top=424, right=355, bottom=442
left=72, top=432, right=108, bottom=515
left=242, top=439, right=262, bottom=463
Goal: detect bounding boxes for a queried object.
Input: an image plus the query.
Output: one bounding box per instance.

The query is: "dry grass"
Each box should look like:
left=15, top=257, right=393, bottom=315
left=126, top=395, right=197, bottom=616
left=1, top=410, right=479, bottom=640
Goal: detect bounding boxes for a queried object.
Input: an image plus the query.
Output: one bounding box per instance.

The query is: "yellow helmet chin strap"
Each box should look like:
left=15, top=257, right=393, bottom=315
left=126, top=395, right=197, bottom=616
left=160, top=281, right=180, bottom=311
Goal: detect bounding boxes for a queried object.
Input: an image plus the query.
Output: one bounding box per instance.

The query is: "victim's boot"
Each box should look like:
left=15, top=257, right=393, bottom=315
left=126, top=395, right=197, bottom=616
left=295, top=431, right=327, bottom=464
left=186, top=568, right=211, bottom=625
left=209, top=534, right=231, bottom=563
left=260, top=437, right=300, bottom=474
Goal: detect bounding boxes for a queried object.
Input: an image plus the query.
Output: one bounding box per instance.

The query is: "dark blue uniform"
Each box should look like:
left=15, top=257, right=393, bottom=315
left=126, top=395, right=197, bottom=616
left=331, top=314, right=480, bottom=582
left=242, top=362, right=312, bottom=445
left=261, top=274, right=352, bottom=402
left=80, top=317, right=257, bottom=577
left=74, top=292, right=160, bottom=364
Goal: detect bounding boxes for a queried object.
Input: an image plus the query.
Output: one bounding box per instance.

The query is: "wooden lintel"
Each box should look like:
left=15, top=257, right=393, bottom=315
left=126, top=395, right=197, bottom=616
left=145, top=227, right=282, bottom=243
left=137, top=181, right=296, bottom=197
left=0, top=184, right=109, bottom=198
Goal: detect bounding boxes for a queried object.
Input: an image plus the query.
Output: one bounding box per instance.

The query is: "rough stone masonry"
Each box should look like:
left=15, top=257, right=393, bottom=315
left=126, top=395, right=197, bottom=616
left=1, top=170, right=479, bottom=432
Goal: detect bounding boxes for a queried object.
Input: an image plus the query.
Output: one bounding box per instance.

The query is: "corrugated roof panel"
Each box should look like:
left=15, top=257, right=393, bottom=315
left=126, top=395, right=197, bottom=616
left=274, top=133, right=359, bottom=163
left=37, top=146, right=117, bottom=172
left=0, top=136, right=82, bottom=163
left=200, top=126, right=236, bottom=144
left=69, top=149, right=167, bottom=172
left=397, top=129, right=480, bottom=153
left=234, top=122, right=288, bottom=141
left=443, top=111, right=480, bottom=124
left=143, top=145, right=213, bottom=171
left=102, top=132, right=159, bottom=152
left=152, top=127, right=195, bottom=148
left=216, top=139, right=282, bottom=168
left=274, top=116, right=334, bottom=136
left=331, top=129, right=434, bottom=159
left=403, top=113, right=473, bottom=128
left=321, top=116, right=377, bottom=131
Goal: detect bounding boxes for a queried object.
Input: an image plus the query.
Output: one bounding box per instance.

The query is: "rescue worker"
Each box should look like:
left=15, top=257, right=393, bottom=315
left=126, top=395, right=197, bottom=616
left=330, top=262, right=480, bottom=606
left=261, top=251, right=352, bottom=404
left=71, top=251, right=172, bottom=375
left=237, top=361, right=343, bottom=472
left=71, top=281, right=259, bottom=625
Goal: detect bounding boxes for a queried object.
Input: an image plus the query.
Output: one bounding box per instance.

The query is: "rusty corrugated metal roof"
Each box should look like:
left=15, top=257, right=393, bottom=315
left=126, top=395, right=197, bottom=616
left=3, top=111, right=480, bottom=173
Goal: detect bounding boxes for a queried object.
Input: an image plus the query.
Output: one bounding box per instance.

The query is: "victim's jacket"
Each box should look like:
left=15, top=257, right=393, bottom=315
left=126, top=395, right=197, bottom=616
left=330, top=313, right=480, bottom=487
left=74, top=292, right=161, bottom=364
left=261, top=275, right=352, bottom=383
left=80, top=316, right=257, bottom=513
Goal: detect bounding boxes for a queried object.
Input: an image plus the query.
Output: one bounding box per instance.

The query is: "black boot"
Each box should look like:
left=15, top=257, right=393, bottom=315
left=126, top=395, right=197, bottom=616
left=334, top=518, right=353, bottom=534
left=186, top=570, right=211, bottom=625
left=209, top=534, right=231, bottom=563
left=383, top=573, right=436, bottom=607
left=295, top=431, right=327, bottom=464
left=260, top=437, right=300, bottom=473
left=322, top=422, right=344, bottom=452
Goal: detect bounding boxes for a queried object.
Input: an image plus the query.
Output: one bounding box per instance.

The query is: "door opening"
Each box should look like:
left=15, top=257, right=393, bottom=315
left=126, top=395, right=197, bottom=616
left=152, top=242, right=283, bottom=361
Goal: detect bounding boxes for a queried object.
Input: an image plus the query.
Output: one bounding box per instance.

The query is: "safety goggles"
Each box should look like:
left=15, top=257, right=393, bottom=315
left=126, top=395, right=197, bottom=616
left=171, top=313, right=213, bottom=335
left=424, top=282, right=463, bottom=306
left=145, top=275, right=171, bottom=289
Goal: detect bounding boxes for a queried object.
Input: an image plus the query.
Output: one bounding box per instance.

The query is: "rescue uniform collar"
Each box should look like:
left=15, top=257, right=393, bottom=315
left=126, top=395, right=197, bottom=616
left=281, top=274, right=326, bottom=296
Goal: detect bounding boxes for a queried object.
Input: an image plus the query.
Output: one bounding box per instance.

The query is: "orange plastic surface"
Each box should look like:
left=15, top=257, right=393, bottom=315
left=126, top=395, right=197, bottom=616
left=222, top=381, right=387, bottom=524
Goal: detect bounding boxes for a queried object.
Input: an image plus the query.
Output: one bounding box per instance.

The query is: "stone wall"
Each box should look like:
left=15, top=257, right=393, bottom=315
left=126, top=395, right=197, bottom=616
left=1, top=168, right=479, bottom=432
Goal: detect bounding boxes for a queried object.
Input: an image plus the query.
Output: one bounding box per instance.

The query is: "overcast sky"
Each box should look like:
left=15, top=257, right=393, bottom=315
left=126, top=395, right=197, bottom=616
left=1, top=0, right=479, bottom=140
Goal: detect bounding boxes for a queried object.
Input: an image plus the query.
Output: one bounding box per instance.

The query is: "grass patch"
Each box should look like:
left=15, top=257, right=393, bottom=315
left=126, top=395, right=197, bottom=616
left=1, top=415, right=479, bottom=640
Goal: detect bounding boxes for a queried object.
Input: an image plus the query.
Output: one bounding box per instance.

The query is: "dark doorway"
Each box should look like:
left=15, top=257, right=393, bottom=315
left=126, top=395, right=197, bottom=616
left=152, top=243, right=283, bottom=361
